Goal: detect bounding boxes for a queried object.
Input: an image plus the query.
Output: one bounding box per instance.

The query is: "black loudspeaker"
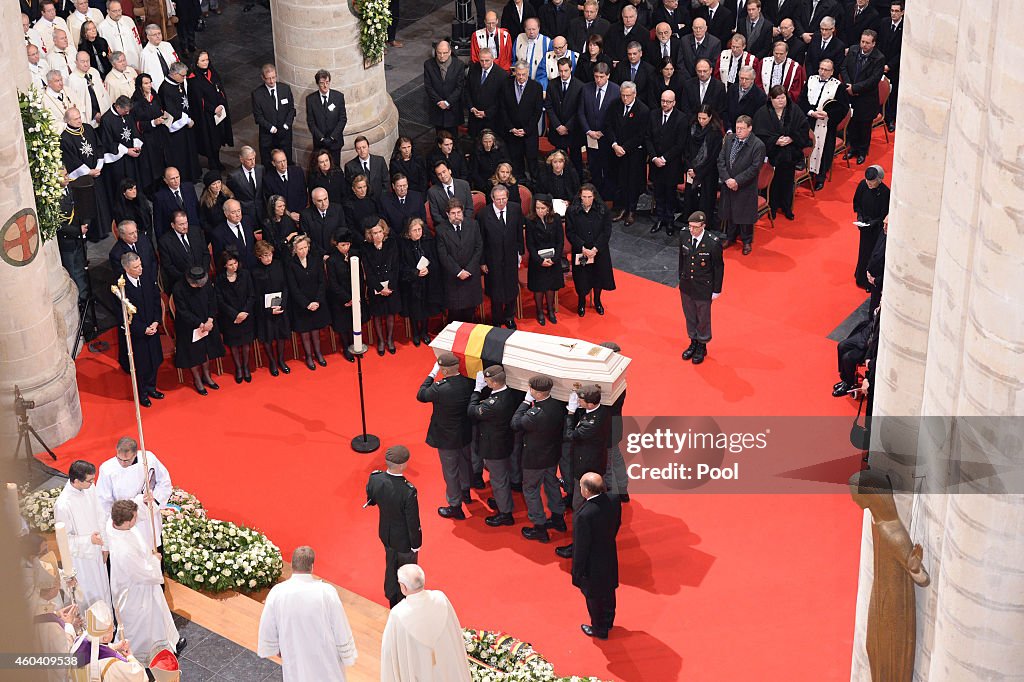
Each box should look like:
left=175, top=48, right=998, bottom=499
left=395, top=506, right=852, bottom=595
left=451, top=0, right=474, bottom=50
left=68, top=176, right=97, bottom=223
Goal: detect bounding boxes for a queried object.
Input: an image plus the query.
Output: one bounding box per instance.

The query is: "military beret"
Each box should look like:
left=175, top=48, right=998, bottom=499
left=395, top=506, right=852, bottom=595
left=385, top=445, right=410, bottom=464
left=483, top=365, right=504, bottom=378
left=528, top=375, right=554, bottom=391
left=437, top=351, right=459, bottom=367
left=688, top=211, right=707, bottom=224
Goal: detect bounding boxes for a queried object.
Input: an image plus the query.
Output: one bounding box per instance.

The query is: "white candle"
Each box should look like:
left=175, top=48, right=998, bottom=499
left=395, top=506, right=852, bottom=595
left=4, top=482, right=16, bottom=517
left=54, top=521, right=75, bottom=575
left=350, top=255, right=364, bottom=352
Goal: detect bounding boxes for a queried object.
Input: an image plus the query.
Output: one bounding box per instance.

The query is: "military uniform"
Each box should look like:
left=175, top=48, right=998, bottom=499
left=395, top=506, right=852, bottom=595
left=468, top=385, right=523, bottom=522
left=365, top=470, right=422, bottom=607
left=512, top=396, right=567, bottom=533
left=678, top=228, right=724, bottom=361
left=565, top=405, right=612, bottom=513
left=416, top=370, right=475, bottom=516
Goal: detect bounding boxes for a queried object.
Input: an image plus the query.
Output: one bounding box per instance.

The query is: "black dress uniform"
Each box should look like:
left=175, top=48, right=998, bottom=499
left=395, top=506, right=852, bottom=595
left=365, top=470, right=422, bottom=607
left=678, top=228, right=724, bottom=363
left=416, top=367, right=476, bottom=516
left=565, top=405, right=612, bottom=512
left=511, top=396, right=568, bottom=535
left=468, top=385, right=524, bottom=522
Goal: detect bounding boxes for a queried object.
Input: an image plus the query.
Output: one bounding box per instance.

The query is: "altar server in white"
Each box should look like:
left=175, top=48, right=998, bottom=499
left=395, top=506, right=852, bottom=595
left=96, top=436, right=172, bottom=551
left=107, top=499, right=181, bottom=661
left=380, top=565, right=472, bottom=682
left=258, top=546, right=358, bottom=682
left=54, top=460, right=113, bottom=613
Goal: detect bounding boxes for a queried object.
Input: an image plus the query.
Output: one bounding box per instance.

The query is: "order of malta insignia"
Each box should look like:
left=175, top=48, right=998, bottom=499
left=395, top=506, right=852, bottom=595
left=1, top=209, right=41, bottom=267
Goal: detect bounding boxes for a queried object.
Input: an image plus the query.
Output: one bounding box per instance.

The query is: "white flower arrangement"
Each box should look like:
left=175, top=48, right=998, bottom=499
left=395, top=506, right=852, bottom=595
left=160, top=487, right=207, bottom=522
left=19, top=486, right=62, bottom=532
left=357, top=0, right=392, bottom=67
left=18, top=88, right=63, bottom=242
left=463, top=629, right=611, bottom=682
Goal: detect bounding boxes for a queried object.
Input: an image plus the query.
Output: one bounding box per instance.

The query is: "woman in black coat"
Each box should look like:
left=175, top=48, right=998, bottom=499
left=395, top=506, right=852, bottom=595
left=130, top=74, right=169, bottom=194
left=566, top=183, right=615, bottom=316
left=390, top=136, right=430, bottom=193
left=361, top=221, right=402, bottom=355
left=172, top=267, right=225, bottom=395
left=468, top=130, right=509, bottom=192
left=189, top=51, right=233, bottom=171
left=215, top=251, right=256, bottom=383
left=325, top=230, right=365, bottom=362
left=753, top=85, right=813, bottom=220
left=251, top=240, right=292, bottom=376
left=198, top=170, right=231, bottom=237
left=426, top=130, right=469, bottom=182
left=344, top=176, right=381, bottom=231
left=574, top=35, right=614, bottom=84
left=263, top=195, right=299, bottom=251
left=524, top=194, right=564, bottom=325
left=535, top=150, right=580, bottom=202
left=285, top=235, right=330, bottom=370
left=307, top=149, right=347, bottom=203
left=114, top=178, right=155, bottom=245
left=398, top=217, right=444, bottom=345
left=652, top=58, right=685, bottom=110
left=680, top=105, right=725, bottom=230
left=489, top=163, right=521, bottom=204
left=79, top=22, right=111, bottom=77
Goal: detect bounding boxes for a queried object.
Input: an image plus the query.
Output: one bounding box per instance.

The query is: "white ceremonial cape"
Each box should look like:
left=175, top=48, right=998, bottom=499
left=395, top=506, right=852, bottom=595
left=805, top=75, right=842, bottom=174
left=380, top=590, right=472, bottom=682
left=139, top=42, right=178, bottom=91
left=54, top=482, right=113, bottom=612
left=98, top=16, right=143, bottom=69
left=107, top=521, right=178, bottom=662
left=257, top=574, right=357, bottom=682
left=96, top=451, right=171, bottom=549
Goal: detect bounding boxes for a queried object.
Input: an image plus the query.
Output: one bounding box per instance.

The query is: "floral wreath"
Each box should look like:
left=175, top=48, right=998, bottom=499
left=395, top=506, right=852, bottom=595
left=19, top=88, right=64, bottom=242
left=19, top=485, right=62, bottom=532
left=355, top=0, right=392, bottom=67
left=463, top=629, right=610, bottom=682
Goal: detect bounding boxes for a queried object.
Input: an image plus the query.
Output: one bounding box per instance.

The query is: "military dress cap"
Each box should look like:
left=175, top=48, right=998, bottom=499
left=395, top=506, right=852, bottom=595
left=483, top=364, right=504, bottom=378
left=186, top=266, right=207, bottom=283
left=864, top=165, right=885, bottom=181
left=437, top=351, right=459, bottom=367
left=385, top=445, right=411, bottom=464
left=688, top=211, right=707, bottom=224
left=528, top=375, right=554, bottom=391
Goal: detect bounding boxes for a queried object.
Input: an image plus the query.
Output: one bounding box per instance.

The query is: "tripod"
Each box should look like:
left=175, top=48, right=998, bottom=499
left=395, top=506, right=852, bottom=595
left=13, top=385, right=63, bottom=485
left=70, top=230, right=110, bottom=357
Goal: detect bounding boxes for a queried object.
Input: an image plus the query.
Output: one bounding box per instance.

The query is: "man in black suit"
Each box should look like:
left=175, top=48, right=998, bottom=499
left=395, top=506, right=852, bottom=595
left=678, top=211, right=724, bottom=364
left=152, top=167, right=201, bottom=240
left=305, top=69, right=348, bottom=167
left=568, top=0, right=610, bottom=55
left=118, top=251, right=164, bottom=407
left=647, top=22, right=682, bottom=69
left=416, top=352, right=476, bottom=520
left=512, top=375, right=568, bottom=543
left=435, top=199, right=482, bottom=322
left=841, top=0, right=881, bottom=46
left=251, top=64, right=296, bottom=168
left=209, top=199, right=257, bottom=270
left=803, top=15, right=846, bottom=75
left=468, top=365, right=523, bottom=527
left=477, top=185, right=524, bottom=329
left=652, top=0, right=690, bottom=39
left=427, top=161, right=474, bottom=227
left=737, top=0, right=775, bottom=58
left=571, top=472, right=621, bottom=640
left=877, top=1, right=903, bottom=131
left=109, top=219, right=158, bottom=282
left=538, top=0, right=578, bottom=44
left=157, top=210, right=210, bottom=293
left=682, top=59, right=728, bottom=116
left=499, top=61, right=544, bottom=180
left=300, top=188, right=346, bottom=257
left=603, top=4, right=649, bottom=64
left=262, top=149, right=307, bottom=218
left=364, top=445, right=422, bottom=607
left=799, top=0, right=841, bottom=46
left=466, top=49, right=508, bottom=139
left=697, top=0, right=735, bottom=46
left=344, top=135, right=390, bottom=198
left=546, top=57, right=585, bottom=174
left=380, top=174, right=426, bottom=234
left=647, top=90, right=687, bottom=234
left=677, top=17, right=722, bottom=77
left=764, top=0, right=805, bottom=34
left=578, top=63, right=620, bottom=197
left=611, top=41, right=656, bottom=105
left=840, top=29, right=884, bottom=164
left=725, top=65, right=766, bottom=130
left=606, top=81, right=649, bottom=226
left=777, top=18, right=807, bottom=64
left=226, top=146, right=265, bottom=225
left=423, top=39, right=465, bottom=137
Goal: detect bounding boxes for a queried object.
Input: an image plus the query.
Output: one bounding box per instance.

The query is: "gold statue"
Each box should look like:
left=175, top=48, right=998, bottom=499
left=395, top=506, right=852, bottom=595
left=849, top=471, right=930, bottom=681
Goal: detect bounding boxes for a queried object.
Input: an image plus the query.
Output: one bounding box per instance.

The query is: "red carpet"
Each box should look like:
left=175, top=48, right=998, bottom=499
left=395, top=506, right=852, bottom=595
left=42, top=132, right=892, bottom=681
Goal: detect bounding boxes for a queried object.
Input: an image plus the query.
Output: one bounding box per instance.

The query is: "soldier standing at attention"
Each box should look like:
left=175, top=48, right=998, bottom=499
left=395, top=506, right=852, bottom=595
left=678, top=211, right=724, bottom=365
left=365, top=445, right=422, bottom=608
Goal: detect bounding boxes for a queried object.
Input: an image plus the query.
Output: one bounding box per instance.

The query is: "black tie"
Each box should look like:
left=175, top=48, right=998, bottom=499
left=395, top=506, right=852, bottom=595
left=129, top=243, right=137, bottom=252
left=322, top=95, right=328, bottom=107
left=455, top=224, right=461, bottom=234
left=179, top=233, right=189, bottom=253
left=562, top=80, right=568, bottom=95
left=399, top=197, right=405, bottom=205
left=173, top=190, right=184, bottom=209
left=692, top=237, right=698, bottom=250
left=446, top=185, right=454, bottom=198
left=271, top=87, right=277, bottom=110
left=234, top=225, right=245, bottom=247
left=247, top=170, right=256, bottom=194
left=498, top=209, right=505, bottom=226
left=156, top=51, right=169, bottom=77
left=85, top=74, right=100, bottom=117
left=281, top=173, right=287, bottom=183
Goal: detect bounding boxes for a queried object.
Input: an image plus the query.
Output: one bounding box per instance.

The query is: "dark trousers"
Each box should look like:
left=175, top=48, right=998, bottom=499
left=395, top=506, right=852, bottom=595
left=384, top=547, right=417, bottom=607
left=855, top=223, right=881, bottom=288
left=259, top=130, right=293, bottom=169
left=682, top=178, right=717, bottom=229
left=57, top=238, right=89, bottom=307
left=651, top=166, right=679, bottom=220
left=582, top=585, right=616, bottom=635
left=680, top=288, right=712, bottom=343
left=885, top=74, right=899, bottom=125
left=548, top=131, right=584, bottom=177
left=490, top=298, right=516, bottom=325
left=613, top=150, right=645, bottom=211
left=448, top=306, right=477, bottom=323
left=846, top=117, right=873, bottom=156
left=387, top=0, right=400, bottom=40
left=505, top=133, right=539, bottom=180
left=177, top=17, right=198, bottom=51
left=586, top=140, right=612, bottom=197
left=838, top=337, right=866, bottom=385
left=768, top=162, right=796, bottom=212
left=726, top=222, right=754, bottom=245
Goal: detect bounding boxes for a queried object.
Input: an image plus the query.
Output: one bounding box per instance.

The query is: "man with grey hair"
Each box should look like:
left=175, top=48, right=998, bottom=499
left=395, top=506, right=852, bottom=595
left=140, top=23, right=179, bottom=90
left=99, top=1, right=143, bottom=69
left=96, top=436, right=173, bottom=548
left=478, top=184, right=524, bottom=329
left=606, top=80, right=649, bottom=226
left=465, top=47, right=506, bottom=139
left=43, top=69, right=79, bottom=132
left=115, top=249, right=163, bottom=405
left=160, top=61, right=200, bottom=181
left=380, top=565, right=472, bottom=682
left=47, top=28, right=75, bottom=76
left=804, top=14, right=846, bottom=76
left=109, top=218, right=157, bottom=282
left=227, top=146, right=265, bottom=222
left=499, top=60, right=543, bottom=180
left=258, top=546, right=358, bottom=681
left=67, top=50, right=109, bottom=127
left=26, top=44, right=48, bottom=90
left=104, top=51, right=140, bottom=102
left=67, top=0, right=103, bottom=49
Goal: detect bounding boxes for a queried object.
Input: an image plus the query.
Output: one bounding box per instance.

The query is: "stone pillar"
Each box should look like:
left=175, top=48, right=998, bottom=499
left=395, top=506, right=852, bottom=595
left=269, top=0, right=399, bottom=167
left=0, top=0, right=82, bottom=460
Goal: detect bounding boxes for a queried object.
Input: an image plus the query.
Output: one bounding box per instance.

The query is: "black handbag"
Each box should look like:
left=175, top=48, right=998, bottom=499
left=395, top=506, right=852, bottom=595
left=850, top=393, right=870, bottom=450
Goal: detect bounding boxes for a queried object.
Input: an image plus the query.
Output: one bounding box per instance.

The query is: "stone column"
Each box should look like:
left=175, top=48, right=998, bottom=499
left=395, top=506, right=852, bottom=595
left=269, top=0, right=400, bottom=166
left=0, top=0, right=82, bottom=461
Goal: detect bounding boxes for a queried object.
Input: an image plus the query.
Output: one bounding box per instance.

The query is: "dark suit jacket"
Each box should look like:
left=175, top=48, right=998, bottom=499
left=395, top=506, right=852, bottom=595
left=646, top=37, right=682, bottom=68
left=380, top=191, right=427, bottom=235
left=538, top=2, right=578, bottom=42
left=157, top=228, right=210, bottom=292
left=152, top=183, right=201, bottom=240
left=567, top=15, right=610, bottom=54
left=764, top=0, right=806, bottom=33
left=305, top=88, right=348, bottom=152
left=299, top=204, right=346, bottom=256
left=262, top=165, right=308, bottom=213
left=426, top=179, right=474, bottom=227
left=841, top=3, right=880, bottom=46
left=251, top=82, right=297, bottom=143
left=840, top=48, right=885, bottom=119
left=651, top=5, right=691, bottom=39
left=605, top=98, right=650, bottom=153
left=344, top=154, right=390, bottom=198
left=566, top=405, right=612, bottom=476
left=226, top=166, right=265, bottom=224
left=804, top=33, right=846, bottom=75
left=434, top=218, right=484, bottom=309
left=109, top=237, right=158, bottom=284
left=677, top=34, right=722, bottom=76
left=603, top=23, right=650, bottom=64
left=725, top=82, right=767, bottom=130
left=416, top=374, right=475, bottom=449
left=877, top=19, right=903, bottom=77
left=500, top=0, right=538, bottom=40
left=209, top=217, right=258, bottom=270
left=682, top=77, right=728, bottom=117
left=477, top=202, right=525, bottom=303
left=465, top=63, right=508, bottom=137
left=646, top=107, right=687, bottom=175
left=610, top=60, right=656, bottom=104
left=511, top=396, right=567, bottom=469
left=572, top=493, right=622, bottom=592
left=737, top=16, right=776, bottom=58
left=577, top=80, right=621, bottom=135
left=365, top=472, right=421, bottom=552
left=698, top=3, right=736, bottom=46
left=468, top=387, right=521, bottom=459
left=802, top=0, right=842, bottom=37
left=499, top=78, right=544, bottom=137
left=423, top=56, right=466, bottom=129
left=545, top=76, right=585, bottom=136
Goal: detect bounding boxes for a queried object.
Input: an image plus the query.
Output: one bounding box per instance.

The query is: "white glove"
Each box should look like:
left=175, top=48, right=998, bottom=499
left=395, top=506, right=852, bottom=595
left=429, top=362, right=440, bottom=377
left=524, top=389, right=535, bottom=404
left=474, top=371, right=487, bottom=391
left=269, top=125, right=277, bottom=134
left=712, top=292, right=721, bottom=300
left=517, top=254, right=523, bottom=267
left=567, top=391, right=580, bottom=412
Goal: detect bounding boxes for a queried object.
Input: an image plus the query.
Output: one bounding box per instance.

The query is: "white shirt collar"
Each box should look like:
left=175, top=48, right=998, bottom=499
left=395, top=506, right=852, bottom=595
left=128, top=275, right=140, bottom=287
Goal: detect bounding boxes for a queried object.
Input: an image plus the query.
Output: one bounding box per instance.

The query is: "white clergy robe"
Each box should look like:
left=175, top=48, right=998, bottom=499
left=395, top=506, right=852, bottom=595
left=34, top=16, right=71, bottom=52
left=99, top=16, right=143, bottom=69
left=107, top=521, right=178, bottom=663
left=380, top=590, right=472, bottom=682
left=53, top=482, right=113, bottom=613
left=96, top=451, right=172, bottom=549
left=105, top=66, right=139, bottom=102
left=257, top=574, right=358, bottom=682
left=140, top=41, right=178, bottom=91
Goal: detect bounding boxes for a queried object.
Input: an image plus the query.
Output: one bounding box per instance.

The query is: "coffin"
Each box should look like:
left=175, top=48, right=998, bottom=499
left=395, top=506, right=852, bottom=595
left=429, top=322, right=630, bottom=405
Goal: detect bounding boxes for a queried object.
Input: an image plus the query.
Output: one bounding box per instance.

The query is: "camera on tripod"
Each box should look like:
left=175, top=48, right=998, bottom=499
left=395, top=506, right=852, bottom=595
left=14, top=386, right=35, bottom=417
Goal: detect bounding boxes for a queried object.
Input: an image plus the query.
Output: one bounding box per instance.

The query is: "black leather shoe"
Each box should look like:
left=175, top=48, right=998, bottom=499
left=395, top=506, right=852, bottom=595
left=279, top=361, right=290, bottom=374
left=140, top=396, right=152, bottom=408
left=594, top=303, right=605, bottom=315
left=692, top=342, right=707, bottom=365
left=437, top=505, right=466, bottom=519
left=547, top=310, right=557, bottom=324
left=343, top=350, right=355, bottom=362
left=486, top=497, right=500, bottom=512
left=243, top=368, right=252, bottom=383
left=650, top=221, right=662, bottom=234
left=235, top=371, right=243, bottom=384
left=195, top=384, right=208, bottom=396
left=623, top=211, right=635, bottom=226
left=843, top=151, right=854, bottom=160
left=742, top=243, right=752, bottom=255
left=305, top=357, right=316, bottom=371
left=681, top=340, right=698, bottom=360
left=175, top=637, right=187, bottom=655
left=462, top=489, right=472, bottom=504
left=485, top=512, right=515, bottom=527
left=581, top=624, right=608, bottom=640
left=856, top=155, right=866, bottom=165
left=620, top=493, right=630, bottom=502
left=555, top=544, right=574, bottom=558
left=782, top=210, right=795, bottom=221
left=269, top=365, right=280, bottom=377
left=412, top=334, right=421, bottom=347
left=545, top=514, right=567, bottom=532
left=377, top=343, right=385, bottom=356
left=522, top=525, right=550, bottom=542
left=148, top=390, right=165, bottom=400
left=814, top=179, right=826, bottom=192
left=316, top=354, right=327, bottom=367
left=577, top=305, right=585, bottom=317
left=387, top=342, right=396, bottom=355
left=665, top=226, right=676, bottom=237
left=203, top=378, right=219, bottom=390
left=832, top=381, right=853, bottom=398
left=537, top=313, right=546, bottom=326
left=470, top=473, right=486, bottom=489
left=887, top=122, right=896, bottom=133
left=833, top=380, right=846, bottom=390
